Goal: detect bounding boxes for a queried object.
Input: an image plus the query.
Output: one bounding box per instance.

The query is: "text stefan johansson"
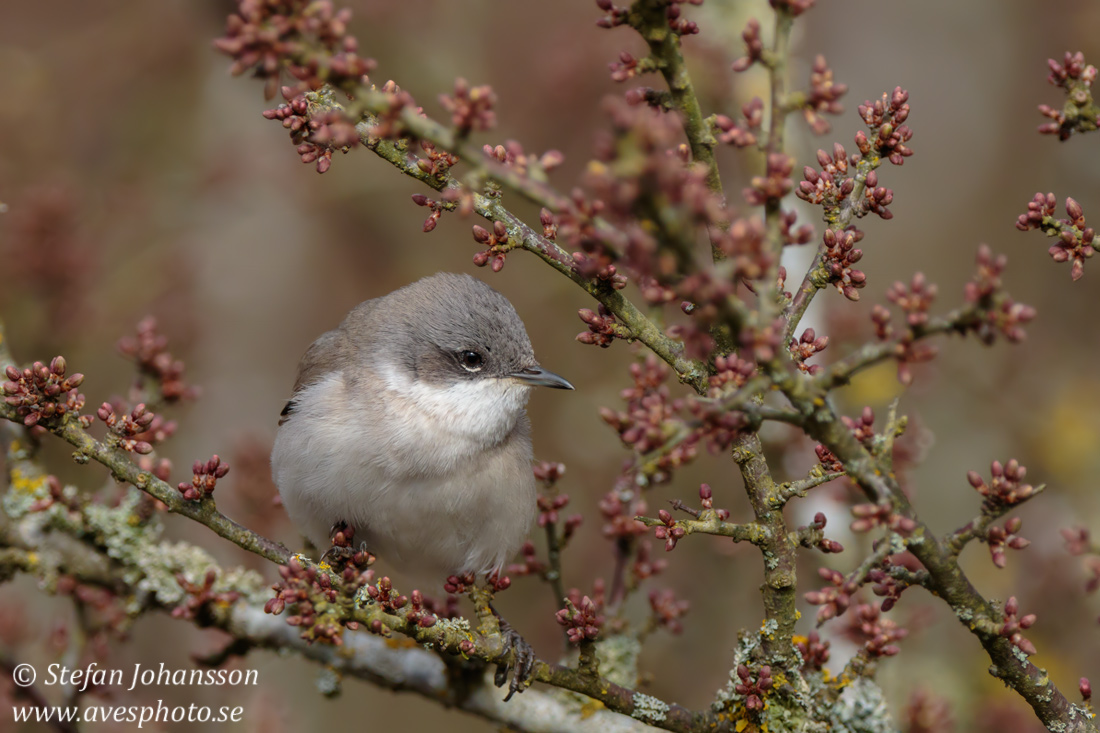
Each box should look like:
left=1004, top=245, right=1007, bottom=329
left=44, top=663, right=258, bottom=693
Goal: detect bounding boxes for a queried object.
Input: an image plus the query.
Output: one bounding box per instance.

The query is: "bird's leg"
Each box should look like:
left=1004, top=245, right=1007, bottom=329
left=319, top=521, right=368, bottom=568
left=491, top=606, right=536, bottom=701
left=467, top=581, right=535, bottom=701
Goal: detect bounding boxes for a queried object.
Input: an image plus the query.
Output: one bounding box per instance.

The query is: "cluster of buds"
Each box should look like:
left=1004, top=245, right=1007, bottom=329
left=794, top=631, right=831, bottom=670
left=265, top=557, right=371, bottom=645
left=214, top=0, right=376, bottom=100
left=802, top=512, right=844, bottom=554
left=534, top=460, right=566, bottom=487
left=294, top=106, right=358, bottom=173
left=707, top=354, right=756, bottom=396
left=648, top=588, right=690, bottom=634
left=734, top=664, right=773, bottom=713
left=1062, top=527, right=1096, bottom=557
left=1047, top=51, right=1096, bottom=90
left=712, top=99, right=764, bottom=150
left=737, top=317, right=783, bottom=364
left=97, top=402, right=175, bottom=454
left=797, top=145, right=894, bottom=220
left=3, top=358, right=88, bottom=428
left=805, top=567, right=857, bottom=622
left=401, top=590, right=440, bottom=629
left=713, top=97, right=764, bottom=148
left=594, top=0, right=629, bottom=28
left=855, top=87, right=913, bottom=166
left=789, top=328, right=829, bottom=375
left=608, top=51, right=652, bottom=83
left=814, top=444, right=844, bottom=473
left=117, top=317, right=196, bottom=403
left=442, top=572, right=475, bottom=595
left=177, top=455, right=230, bottom=502
left=842, top=405, right=877, bottom=447
left=556, top=585, right=605, bottom=643
left=796, top=144, right=850, bottom=209
left=171, top=569, right=242, bottom=621
left=871, top=273, right=940, bottom=384
left=960, top=246, right=1036, bottom=344
left=1016, top=193, right=1095, bottom=281
left=848, top=603, right=907, bottom=657
left=1037, top=52, right=1099, bottom=139
left=821, top=228, right=866, bottom=301
left=471, top=220, right=514, bottom=272
left=651, top=509, right=686, bottom=551
left=802, top=55, right=848, bottom=134
left=577, top=304, right=630, bottom=347
left=886, top=272, right=937, bottom=327
left=367, top=79, right=420, bottom=140
left=743, top=153, right=794, bottom=206
left=687, top=399, right=747, bottom=455
left=850, top=502, right=917, bottom=535
left=410, top=193, right=448, bottom=233
left=507, top=541, right=546, bottom=577
left=966, top=459, right=1035, bottom=510
left=362, top=576, right=409, bottom=615
left=867, top=558, right=916, bottom=612
left=712, top=216, right=775, bottom=288
left=731, top=19, right=764, bottom=71
left=417, top=140, right=459, bottom=179
left=439, top=78, right=496, bottom=136
left=984, top=517, right=1030, bottom=569
left=537, top=493, right=579, bottom=531
left=999, top=596, right=1037, bottom=655
left=600, top=356, right=691, bottom=471
left=483, top=140, right=563, bottom=178
left=599, top=485, right=649, bottom=540
left=631, top=539, right=668, bottom=581
left=664, top=0, right=702, bottom=36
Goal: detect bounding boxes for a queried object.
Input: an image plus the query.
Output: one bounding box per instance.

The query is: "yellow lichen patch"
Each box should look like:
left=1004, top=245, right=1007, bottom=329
left=10, top=468, right=48, bottom=495
left=579, top=700, right=605, bottom=719
left=384, top=637, right=418, bottom=650
left=792, top=634, right=808, bottom=646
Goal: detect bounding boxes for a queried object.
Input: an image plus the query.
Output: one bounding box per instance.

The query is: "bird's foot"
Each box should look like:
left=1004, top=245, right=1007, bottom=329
left=492, top=614, right=536, bottom=701
left=320, top=521, right=371, bottom=569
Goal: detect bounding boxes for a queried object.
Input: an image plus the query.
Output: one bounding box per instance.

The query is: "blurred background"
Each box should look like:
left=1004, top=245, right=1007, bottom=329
left=1, top=0, right=1099, bottom=730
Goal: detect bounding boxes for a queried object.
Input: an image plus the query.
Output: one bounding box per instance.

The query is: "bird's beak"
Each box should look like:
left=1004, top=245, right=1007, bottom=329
left=510, top=366, right=574, bottom=390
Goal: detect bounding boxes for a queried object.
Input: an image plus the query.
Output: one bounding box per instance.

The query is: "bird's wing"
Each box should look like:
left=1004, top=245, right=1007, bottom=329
left=278, top=328, right=350, bottom=425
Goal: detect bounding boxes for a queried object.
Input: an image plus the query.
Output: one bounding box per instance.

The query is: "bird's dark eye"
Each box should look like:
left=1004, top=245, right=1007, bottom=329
left=458, top=350, right=484, bottom=372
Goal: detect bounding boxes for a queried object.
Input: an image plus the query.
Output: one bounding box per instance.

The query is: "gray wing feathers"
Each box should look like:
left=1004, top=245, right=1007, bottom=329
left=279, top=300, right=376, bottom=425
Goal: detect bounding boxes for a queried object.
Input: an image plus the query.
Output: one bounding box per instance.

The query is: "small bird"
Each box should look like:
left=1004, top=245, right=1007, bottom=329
left=271, top=273, right=572, bottom=692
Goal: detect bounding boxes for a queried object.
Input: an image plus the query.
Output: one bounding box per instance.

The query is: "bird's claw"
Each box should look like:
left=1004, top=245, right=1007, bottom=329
left=493, top=616, right=535, bottom=701
left=319, top=544, right=354, bottom=566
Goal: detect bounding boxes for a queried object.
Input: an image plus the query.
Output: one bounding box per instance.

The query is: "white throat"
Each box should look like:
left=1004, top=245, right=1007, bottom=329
left=378, top=363, right=531, bottom=449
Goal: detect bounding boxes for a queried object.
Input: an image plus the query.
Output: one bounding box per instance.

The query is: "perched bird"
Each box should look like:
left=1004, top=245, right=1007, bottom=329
left=271, top=273, right=572, bottom=694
